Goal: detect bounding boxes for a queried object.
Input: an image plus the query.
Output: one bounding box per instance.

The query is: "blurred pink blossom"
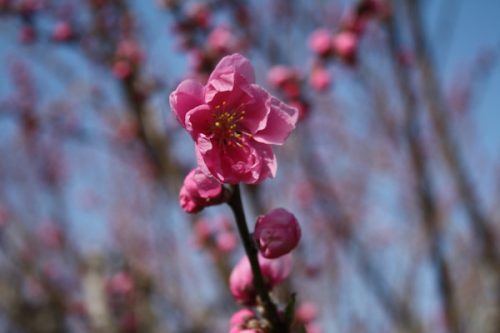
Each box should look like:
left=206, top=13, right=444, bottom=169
left=215, top=230, right=237, bottom=253
left=296, top=302, right=319, bottom=323
left=230, top=308, right=255, bottom=327
left=229, top=253, right=292, bottom=303
left=309, top=66, right=331, bottom=92
left=308, top=28, right=333, bottom=56
left=332, top=31, right=358, bottom=63
left=113, top=60, right=132, bottom=79
left=52, top=21, right=73, bottom=41
left=107, top=271, right=134, bottom=296
left=19, top=26, right=36, bottom=44
left=208, top=26, right=238, bottom=53
left=267, top=65, right=297, bottom=88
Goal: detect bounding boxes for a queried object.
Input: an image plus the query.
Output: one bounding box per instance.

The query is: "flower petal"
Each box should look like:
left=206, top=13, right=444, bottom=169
left=253, top=97, right=298, bottom=145
left=205, top=53, right=255, bottom=102
left=185, top=104, right=212, bottom=139
left=238, top=85, right=271, bottom=134
left=169, top=79, right=205, bottom=127
left=192, top=168, right=222, bottom=198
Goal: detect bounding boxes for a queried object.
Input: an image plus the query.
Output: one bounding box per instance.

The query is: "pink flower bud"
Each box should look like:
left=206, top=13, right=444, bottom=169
left=112, top=60, right=132, bottom=79
left=179, top=167, right=224, bottom=213
left=288, top=99, right=310, bottom=121
left=309, top=66, right=331, bottom=92
left=19, top=26, right=36, bottom=44
left=254, top=208, right=301, bottom=259
left=208, top=26, right=238, bottom=53
left=308, top=28, right=333, bottom=56
left=230, top=309, right=266, bottom=333
left=229, top=253, right=293, bottom=304
left=116, top=40, right=143, bottom=65
left=216, top=230, right=237, bottom=253
left=230, top=308, right=255, bottom=327
left=107, top=272, right=134, bottom=296
left=332, top=31, right=358, bottom=64
left=267, top=65, right=295, bottom=88
left=305, top=323, right=322, bottom=333
left=192, top=218, right=212, bottom=247
left=296, top=302, right=319, bottom=323
left=52, top=21, right=73, bottom=42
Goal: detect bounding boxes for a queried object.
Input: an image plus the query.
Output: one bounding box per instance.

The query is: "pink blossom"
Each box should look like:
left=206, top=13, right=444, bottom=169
left=296, top=302, right=319, bottom=323
left=254, top=208, right=301, bottom=259
left=186, top=2, right=211, bottom=28
left=192, top=218, right=213, bottom=247
left=305, top=323, right=322, bottom=333
left=179, top=167, right=224, bottom=213
left=19, top=26, right=36, bottom=44
left=288, top=99, right=310, bottom=120
left=309, top=66, right=331, bottom=92
left=332, top=31, right=358, bottom=63
left=113, top=60, right=132, bottom=79
left=229, top=309, right=264, bottom=333
left=231, top=328, right=263, bottom=333
left=116, top=40, right=144, bottom=65
left=230, top=308, right=255, bottom=327
left=0, top=205, right=9, bottom=227
left=259, top=253, right=293, bottom=285
left=282, top=81, right=302, bottom=99
left=52, top=21, right=73, bottom=42
left=308, top=28, right=333, bottom=56
left=229, top=253, right=293, bottom=303
left=38, top=221, right=64, bottom=249
left=216, top=230, right=237, bottom=253
left=107, top=272, right=134, bottom=296
left=267, top=65, right=297, bottom=88
left=357, top=0, right=391, bottom=19
left=341, top=11, right=369, bottom=34
left=208, top=26, right=238, bottom=53
left=170, top=53, right=298, bottom=184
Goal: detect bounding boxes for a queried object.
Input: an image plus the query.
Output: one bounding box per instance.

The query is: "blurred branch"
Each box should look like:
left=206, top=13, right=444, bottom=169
left=385, top=4, right=462, bottom=332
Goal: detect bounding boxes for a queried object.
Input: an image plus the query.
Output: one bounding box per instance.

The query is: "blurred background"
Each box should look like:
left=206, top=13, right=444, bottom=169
left=0, top=0, right=499, bottom=332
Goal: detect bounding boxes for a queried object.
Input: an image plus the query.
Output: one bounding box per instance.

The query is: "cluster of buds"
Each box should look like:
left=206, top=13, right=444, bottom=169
left=37, top=220, right=65, bottom=250
left=168, top=2, right=248, bottom=80
left=229, top=253, right=293, bottom=305
left=267, top=65, right=310, bottom=119
left=1, top=1, right=78, bottom=44
left=229, top=301, right=321, bottom=333
left=294, top=302, right=321, bottom=333
left=112, top=39, right=144, bottom=80
left=229, top=209, right=301, bottom=331
left=51, top=20, right=76, bottom=42
left=229, top=308, right=270, bottom=333
left=105, top=270, right=139, bottom=332
left=13, top=0, right=42, bottom=44
left=192, top=216, right=237, bottom=255
left=310, top=0, right=389, bottom=63
left=305, top=0, right=390, bottom=93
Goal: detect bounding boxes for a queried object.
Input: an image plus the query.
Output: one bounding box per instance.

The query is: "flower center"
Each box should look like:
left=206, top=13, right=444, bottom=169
left=212, top=101, right=251, bottom=147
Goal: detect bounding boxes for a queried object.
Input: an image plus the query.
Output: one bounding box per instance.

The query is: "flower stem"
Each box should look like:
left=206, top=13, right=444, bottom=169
left=228, top=184, right=286, bottom=333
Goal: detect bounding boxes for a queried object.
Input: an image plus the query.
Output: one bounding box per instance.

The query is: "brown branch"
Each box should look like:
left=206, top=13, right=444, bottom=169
left=297, top=124, right=423, bottom=333
left=227, top=184, right=287, bottom=333
left=385, top=4, right=462, bottom=332
left=404, top=0, right=500, bottom=273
